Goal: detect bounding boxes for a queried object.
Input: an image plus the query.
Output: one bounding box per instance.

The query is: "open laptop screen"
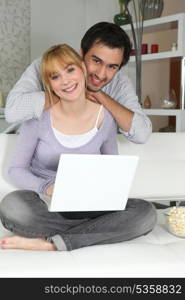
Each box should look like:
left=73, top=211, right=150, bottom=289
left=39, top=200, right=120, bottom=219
left=49, top=154, right=138, bottom=212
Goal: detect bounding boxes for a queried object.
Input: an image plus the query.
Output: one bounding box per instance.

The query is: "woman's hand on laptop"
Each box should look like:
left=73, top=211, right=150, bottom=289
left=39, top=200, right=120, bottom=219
left=46, top=184, right=54, bottom=196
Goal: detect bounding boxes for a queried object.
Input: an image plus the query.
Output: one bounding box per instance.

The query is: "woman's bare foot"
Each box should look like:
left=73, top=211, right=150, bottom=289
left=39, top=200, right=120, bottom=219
left=0, top=235, right=56, bottom=251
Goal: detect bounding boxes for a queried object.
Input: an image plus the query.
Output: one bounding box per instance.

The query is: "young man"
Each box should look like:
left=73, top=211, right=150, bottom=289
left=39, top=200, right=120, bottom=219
left=5, top=22, right=152, bottom=144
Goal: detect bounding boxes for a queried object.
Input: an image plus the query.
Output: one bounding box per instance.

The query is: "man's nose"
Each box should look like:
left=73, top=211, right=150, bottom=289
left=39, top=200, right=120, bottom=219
left=96, top=66, right=106, bottom=80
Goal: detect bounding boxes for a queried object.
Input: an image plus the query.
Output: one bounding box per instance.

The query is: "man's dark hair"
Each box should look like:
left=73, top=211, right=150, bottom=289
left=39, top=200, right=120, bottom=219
left=81, top=22, right=132, bottom=68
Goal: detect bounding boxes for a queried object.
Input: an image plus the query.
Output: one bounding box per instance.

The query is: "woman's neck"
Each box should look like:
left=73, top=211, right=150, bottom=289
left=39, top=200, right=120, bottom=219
left=57, top=94, right=89, bottom=117
left=50, top=93, right=102, bottom=135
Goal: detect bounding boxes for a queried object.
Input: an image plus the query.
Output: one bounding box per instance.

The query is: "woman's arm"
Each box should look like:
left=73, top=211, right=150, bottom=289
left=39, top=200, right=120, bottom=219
left=8, top=119, right=55, bottom=194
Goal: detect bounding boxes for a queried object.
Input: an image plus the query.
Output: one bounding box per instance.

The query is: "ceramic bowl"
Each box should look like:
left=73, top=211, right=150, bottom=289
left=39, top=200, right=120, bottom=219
left=164, top=207, right=185, bottom=238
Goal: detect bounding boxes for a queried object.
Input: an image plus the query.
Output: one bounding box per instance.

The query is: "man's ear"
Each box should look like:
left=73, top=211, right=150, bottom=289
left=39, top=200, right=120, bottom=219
left=81, top=62, right=87, bottom=77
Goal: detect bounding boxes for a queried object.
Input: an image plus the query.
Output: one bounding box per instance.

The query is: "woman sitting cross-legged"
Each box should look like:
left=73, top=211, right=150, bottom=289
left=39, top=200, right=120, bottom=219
left=0, top=44, right=156, bottom=251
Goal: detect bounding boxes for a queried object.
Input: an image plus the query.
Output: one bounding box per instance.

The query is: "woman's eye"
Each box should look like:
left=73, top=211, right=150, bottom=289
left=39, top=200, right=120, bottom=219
left=50, top=75, right=59, bottom=80
left=67, top=67, right=75, bottom=73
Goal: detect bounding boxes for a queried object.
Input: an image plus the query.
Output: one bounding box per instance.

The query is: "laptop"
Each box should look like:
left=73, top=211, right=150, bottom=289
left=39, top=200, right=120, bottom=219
left=49, top=154, right=139, bottom=212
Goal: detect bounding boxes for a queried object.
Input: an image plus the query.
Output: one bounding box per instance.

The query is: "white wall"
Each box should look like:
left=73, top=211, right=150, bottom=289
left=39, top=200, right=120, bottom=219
left=31, top=0, right=85, bottom=58
left=162, top=0, right=185, bottom=16
left=30, top=0, right=118, bottom=59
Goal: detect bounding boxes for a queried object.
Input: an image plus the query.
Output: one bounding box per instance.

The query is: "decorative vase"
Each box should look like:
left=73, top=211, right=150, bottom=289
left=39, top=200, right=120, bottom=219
left=141, top=0, right=164, bottom=20
left=143, top=95, right=152, bottom=108
left=114, top=0, right=131, bottom=26
left=114, top=13, right=130, bottom=26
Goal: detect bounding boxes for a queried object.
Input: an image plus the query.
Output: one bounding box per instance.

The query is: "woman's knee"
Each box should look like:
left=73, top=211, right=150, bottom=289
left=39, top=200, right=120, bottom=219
left=0, top=190, right=37, bottom=223
left=127, top=198, right=157, bottom=229
left=139, top=200, right=157, bottom=230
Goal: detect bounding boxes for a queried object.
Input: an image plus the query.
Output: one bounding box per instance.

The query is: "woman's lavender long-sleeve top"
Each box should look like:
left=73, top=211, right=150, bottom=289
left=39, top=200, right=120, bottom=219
left=8, top=109, right=118, bottom=194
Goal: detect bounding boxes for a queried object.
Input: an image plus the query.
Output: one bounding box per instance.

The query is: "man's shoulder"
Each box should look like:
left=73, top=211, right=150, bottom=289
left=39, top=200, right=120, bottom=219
left=104, top=69, right=130, bottom=88
left=102, top=69, right=131, bottom=94
left=102, top=69, right=134, bottom=99
left=29, top=57, right=42, bottom=73
left=32, top=57, right=42, bottom=65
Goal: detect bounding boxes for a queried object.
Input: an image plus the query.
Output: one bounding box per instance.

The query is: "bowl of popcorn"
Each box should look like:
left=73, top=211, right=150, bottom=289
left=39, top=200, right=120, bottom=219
left=164, top=206, right=185, bottom=238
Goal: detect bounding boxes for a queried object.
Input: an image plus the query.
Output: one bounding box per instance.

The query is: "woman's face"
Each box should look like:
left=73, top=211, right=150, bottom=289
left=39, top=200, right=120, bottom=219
left=48, top=63, right=86, bottom=101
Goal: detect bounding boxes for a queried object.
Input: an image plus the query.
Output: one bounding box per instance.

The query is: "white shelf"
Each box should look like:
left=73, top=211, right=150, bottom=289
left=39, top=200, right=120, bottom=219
left=143, top=109, right=185, bottom=132
left=123, top=13, right=185, bottom=130
left=130, top=50, right=182, bottom=62
left=123, top=13, right=185, bottom=31
left=143, top=109, right=183, bottom=116
left=124, top=13, right=185, bottom=114
left=123, top=13, right=185, bottom=61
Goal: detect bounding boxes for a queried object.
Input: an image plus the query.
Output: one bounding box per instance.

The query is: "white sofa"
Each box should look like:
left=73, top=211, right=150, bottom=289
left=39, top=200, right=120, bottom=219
left=0, top=133, right=185, bottom=278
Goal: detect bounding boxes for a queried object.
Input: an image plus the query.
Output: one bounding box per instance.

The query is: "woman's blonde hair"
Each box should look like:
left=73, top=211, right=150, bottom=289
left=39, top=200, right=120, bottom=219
left=41, top=44, right=84, bottom=106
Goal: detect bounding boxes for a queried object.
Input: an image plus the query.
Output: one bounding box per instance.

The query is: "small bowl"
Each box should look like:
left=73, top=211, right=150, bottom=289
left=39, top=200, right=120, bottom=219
left=164, top=207, right=185, bottom=238
left=161, top=99, right=176, bottom=109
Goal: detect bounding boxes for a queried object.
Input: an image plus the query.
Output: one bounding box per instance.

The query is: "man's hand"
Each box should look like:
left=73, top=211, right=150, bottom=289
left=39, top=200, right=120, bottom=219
left=46, top=184, right=54, bottom=196
left=87, top=90, right=134, bottom=132
left=86, top=90, right=102, bottom=104
left=44, top=91, right=60, bottom=110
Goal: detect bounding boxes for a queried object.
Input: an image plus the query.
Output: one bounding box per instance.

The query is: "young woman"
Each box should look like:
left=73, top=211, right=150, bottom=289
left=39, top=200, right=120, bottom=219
left=0, top=44, right=156, bottom=251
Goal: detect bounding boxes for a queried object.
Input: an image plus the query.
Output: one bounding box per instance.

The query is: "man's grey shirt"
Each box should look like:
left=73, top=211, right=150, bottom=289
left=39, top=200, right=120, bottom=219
left=5, top=58, right=152, bottom=143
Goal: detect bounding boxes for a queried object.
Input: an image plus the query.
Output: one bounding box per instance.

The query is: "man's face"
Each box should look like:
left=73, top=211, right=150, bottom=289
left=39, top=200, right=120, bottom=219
left=83, top=43, right=124, bottom=92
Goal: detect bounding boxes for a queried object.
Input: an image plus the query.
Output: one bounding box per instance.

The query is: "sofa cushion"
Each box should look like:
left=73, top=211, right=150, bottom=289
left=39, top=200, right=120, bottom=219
left=0, top=210, right=185, bottom=277
left=117, top=133, right=185, bottom=201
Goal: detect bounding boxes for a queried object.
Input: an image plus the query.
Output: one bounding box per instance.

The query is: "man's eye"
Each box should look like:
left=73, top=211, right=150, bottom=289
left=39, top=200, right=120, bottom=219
left=109, top=65, right=118, bottom=70
left=93, top=58, right=100, bottom=64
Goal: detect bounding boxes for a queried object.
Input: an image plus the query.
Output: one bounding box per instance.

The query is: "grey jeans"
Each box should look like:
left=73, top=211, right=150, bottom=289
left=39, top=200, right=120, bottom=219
left=0, top=190, right=157, bottom=251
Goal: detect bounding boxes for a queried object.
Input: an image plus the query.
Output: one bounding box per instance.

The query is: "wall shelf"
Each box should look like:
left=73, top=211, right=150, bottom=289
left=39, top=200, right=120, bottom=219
left=123, top=13, right=185, bottom=57
left=129, top=50, right=182, bottom=62
left=123, top=13, right=185, bottom=131
left=123, top=13, right=185, bottom=61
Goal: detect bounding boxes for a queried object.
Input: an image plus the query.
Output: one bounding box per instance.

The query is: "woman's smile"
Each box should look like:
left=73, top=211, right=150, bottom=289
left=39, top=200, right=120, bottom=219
left=62, top=83, right=78, bottom=93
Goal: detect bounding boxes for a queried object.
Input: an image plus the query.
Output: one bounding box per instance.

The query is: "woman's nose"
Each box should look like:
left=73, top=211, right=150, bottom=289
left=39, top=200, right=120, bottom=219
left=60, top=75, right=69, bottom=85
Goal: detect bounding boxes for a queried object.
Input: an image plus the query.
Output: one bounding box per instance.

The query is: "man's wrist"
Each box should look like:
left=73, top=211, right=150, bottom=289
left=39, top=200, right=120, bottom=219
left=97, top=91, right=134, bottom=132
left=89, top=90, right=109, bottom=105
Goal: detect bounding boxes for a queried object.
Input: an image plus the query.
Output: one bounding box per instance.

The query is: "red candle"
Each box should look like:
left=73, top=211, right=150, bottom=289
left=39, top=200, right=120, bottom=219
left=151, top=44, right=159, bottom=53
left=131, top=49, right=136, bottom=56
left=142, top=44, right=148, bottom=54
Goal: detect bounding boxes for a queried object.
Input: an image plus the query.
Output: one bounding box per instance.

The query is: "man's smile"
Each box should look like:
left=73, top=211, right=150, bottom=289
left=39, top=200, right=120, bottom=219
left=89, top=74, right=105, bottom=87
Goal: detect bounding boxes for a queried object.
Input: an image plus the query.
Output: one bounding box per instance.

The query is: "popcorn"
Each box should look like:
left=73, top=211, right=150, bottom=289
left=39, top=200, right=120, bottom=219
left=165, top=206, right=185, bottom=238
